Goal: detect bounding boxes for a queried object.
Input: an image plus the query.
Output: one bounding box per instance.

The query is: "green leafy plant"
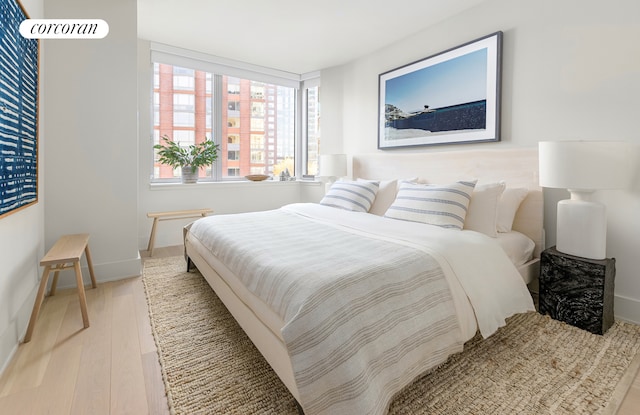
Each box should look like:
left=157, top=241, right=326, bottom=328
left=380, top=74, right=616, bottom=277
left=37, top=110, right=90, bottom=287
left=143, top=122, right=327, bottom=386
left=153, top=135, right=219, bottom=169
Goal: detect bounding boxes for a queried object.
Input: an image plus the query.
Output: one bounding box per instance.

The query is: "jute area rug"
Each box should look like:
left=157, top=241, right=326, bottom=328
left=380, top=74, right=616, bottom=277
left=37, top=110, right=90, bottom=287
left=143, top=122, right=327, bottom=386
left=142, top=256, right=640, bottom=415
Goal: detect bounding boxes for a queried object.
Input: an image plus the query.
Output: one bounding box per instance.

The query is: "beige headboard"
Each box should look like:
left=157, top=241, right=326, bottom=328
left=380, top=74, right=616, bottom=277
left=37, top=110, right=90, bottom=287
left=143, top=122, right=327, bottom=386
left=352, top=147, right=544, bottom=260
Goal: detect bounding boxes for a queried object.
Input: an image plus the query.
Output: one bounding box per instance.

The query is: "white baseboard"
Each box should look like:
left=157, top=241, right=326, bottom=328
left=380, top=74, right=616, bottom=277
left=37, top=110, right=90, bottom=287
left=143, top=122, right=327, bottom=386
left=615, top=294, right=640, bottom=324
left=45, top=256, right=142, bottom=291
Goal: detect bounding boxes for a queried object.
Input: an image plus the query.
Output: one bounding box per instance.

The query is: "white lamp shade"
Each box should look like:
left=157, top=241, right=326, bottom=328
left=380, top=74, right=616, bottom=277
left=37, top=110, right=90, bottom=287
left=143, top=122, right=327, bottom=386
left=539, top=140, right=636, bottom=259
left=539, top=140, right=635, bottom=191
left=319, top=154, right=347, bottom=178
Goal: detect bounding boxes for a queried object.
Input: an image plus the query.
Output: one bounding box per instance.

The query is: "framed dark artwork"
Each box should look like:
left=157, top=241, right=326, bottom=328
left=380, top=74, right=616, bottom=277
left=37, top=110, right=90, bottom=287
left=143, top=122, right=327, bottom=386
left=0, top=0, right=39, bottom=218
left=378, top=31, right=502, bottom=149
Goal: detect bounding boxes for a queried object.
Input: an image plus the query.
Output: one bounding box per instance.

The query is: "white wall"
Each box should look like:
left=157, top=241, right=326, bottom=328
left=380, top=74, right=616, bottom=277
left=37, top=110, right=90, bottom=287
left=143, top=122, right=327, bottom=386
left=320, top=0, right=640, bottom=321
left=43, top=0, right=140, bottom=287
left=0, top=0, right=45, bottom=374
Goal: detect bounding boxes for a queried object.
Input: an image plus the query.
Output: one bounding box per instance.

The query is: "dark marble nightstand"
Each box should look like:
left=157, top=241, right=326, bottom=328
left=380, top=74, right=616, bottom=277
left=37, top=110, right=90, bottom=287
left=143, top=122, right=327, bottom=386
left=539, top=246, right=615, bottom=335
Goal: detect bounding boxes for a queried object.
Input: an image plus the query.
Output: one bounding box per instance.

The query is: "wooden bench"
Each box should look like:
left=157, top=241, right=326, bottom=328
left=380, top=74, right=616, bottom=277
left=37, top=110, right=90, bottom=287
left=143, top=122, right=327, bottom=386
left=146, top=208, right=213, bottom=256
left=24, top=234, right=97, bottom=343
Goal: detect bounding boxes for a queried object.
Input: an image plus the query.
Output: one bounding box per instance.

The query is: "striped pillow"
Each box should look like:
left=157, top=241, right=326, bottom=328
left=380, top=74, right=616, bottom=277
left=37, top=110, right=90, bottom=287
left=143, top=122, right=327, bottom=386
left=320, top=180, right=379, bottom=213
left=384, top=180, right=477, bottom=229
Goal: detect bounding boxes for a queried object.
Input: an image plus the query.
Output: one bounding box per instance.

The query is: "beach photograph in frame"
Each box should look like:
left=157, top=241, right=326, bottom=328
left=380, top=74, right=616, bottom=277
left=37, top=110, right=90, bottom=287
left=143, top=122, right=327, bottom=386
left=378, top=31, right=502, bottom=149
left=0, top=0, right=39, bottom=218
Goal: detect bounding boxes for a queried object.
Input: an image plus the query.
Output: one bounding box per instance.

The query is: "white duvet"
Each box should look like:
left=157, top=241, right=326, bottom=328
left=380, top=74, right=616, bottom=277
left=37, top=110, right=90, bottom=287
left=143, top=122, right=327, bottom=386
left=279, top=203, right=535, bottom=338
left=188, top=203, right=535, bottom=414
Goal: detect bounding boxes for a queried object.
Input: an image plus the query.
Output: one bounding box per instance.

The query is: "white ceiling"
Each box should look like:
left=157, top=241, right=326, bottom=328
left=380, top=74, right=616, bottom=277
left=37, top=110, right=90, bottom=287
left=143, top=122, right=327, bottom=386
left=137, top=0, right=488, bottom=75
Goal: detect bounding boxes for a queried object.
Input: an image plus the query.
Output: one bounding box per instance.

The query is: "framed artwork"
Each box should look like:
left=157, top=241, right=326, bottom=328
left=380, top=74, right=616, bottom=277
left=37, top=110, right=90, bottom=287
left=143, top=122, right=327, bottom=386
left=0, top=0, right=39, bottom=218
left=378, top=31, right=502, bottom=149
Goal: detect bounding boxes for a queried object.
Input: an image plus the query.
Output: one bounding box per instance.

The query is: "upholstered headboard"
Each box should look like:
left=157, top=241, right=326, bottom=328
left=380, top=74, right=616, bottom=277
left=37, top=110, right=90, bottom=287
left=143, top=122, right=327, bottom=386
left=352, top=147, right=544, bottom=264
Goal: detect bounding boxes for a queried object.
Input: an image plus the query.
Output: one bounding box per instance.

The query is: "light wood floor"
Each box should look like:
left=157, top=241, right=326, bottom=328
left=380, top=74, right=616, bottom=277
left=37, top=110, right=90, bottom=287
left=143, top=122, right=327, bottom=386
left=0, top=246, right=178, bottom=415
left=1, top=245, right=639, bottom=414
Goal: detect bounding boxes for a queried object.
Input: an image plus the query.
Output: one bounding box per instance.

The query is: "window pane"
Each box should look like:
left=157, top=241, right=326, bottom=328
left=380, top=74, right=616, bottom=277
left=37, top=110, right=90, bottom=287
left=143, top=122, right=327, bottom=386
left=220, top=76, right=295, bottom=179
left=173, top=93, right=194, bottom=111
left=173, top=67, right=194, bottom=90
left=250, top=134, right=264, bottom=148
left=173, top=130, right=195, bottom=146
left=153, top=63, right=213, bottom=180
left=173, top=111, right=194, bottom=127
left=306, top=86, right=320, bottom=175
left=250, top=118, right=265, bottom=130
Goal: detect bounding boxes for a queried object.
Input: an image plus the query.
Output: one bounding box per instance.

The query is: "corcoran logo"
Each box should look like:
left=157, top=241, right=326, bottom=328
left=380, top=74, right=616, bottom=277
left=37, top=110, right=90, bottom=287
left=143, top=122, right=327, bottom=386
left=19, top=19, right=109, bottom=39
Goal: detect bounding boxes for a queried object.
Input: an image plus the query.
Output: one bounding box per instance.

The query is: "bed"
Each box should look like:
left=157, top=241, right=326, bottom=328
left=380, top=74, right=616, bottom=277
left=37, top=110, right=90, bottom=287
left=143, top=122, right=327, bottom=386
left=184, top=147, right=543, bottom=415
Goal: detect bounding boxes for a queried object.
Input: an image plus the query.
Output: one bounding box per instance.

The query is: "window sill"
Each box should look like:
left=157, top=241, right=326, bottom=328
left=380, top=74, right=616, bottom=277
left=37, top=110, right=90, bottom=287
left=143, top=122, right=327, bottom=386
left=148, top=179, right=322, bottom=191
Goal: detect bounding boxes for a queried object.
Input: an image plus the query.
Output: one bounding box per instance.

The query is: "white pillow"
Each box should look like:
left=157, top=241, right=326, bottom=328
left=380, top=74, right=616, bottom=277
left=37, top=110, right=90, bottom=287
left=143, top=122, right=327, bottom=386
left=384, top=180, right=477, bottom=230
left=496, top=231, right=535, bottom=267
left=464, top=182, right=506, bottom=237
left=497, top=188, right=529, bottom=232
left=320, top=180, right=379, bottom=213
left=357, top=178, right=398, bottom=216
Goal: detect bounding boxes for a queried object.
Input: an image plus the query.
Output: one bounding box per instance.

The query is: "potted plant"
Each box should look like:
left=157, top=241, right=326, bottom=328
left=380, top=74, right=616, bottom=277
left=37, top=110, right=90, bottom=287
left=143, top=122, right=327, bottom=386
left=154, top=135, right=219, bottom=183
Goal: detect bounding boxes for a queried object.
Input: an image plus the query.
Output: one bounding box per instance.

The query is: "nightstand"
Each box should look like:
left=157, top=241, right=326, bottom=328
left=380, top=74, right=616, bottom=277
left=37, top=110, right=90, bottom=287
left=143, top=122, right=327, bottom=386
left=539, top=246, right=615, bottom=335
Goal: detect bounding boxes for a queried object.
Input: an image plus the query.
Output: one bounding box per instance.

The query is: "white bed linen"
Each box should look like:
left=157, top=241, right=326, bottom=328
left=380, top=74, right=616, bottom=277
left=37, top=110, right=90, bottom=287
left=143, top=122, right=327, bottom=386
left=191, top=204, right=465, bottom=415
left=278, top=203, right=535, bottom=337
left=186, top=213, right=478, bottom=342
left=187, top=203, right=535, bottom=415
left=497, top=230, right=536, bottom=268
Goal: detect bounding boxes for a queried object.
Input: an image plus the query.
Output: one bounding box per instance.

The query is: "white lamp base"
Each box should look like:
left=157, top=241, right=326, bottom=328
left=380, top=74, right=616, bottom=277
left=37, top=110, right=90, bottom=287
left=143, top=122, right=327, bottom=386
left=556, top=198, right=607, bottom=260
left=324, top=178, right=339, bottom=194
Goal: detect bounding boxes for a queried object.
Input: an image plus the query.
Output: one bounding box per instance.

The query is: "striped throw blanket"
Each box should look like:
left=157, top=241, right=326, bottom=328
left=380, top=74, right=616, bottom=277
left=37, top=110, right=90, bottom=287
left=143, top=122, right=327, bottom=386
left=189, top=204, right=464, bottom=415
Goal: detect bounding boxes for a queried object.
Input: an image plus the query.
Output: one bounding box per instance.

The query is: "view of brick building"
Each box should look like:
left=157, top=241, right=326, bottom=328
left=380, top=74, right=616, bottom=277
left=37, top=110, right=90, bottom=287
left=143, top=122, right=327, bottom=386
left=153, top=63, right=295, bottom=180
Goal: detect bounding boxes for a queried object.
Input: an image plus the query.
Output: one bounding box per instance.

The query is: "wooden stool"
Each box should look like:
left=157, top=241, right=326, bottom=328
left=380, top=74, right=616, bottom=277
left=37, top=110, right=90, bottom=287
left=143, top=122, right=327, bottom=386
left=24, top=233, right=97, bottom=343
left=146, top=208, right=213, bottom=256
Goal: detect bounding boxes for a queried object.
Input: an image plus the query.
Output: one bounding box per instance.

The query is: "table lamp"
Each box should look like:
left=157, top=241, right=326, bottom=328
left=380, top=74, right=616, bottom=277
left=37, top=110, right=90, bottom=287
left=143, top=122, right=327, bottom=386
left=319, top=154, right=347, bottom=183
left=538, top=140, right=635, bottom=260
left=319, top=154, right=347, bottom=193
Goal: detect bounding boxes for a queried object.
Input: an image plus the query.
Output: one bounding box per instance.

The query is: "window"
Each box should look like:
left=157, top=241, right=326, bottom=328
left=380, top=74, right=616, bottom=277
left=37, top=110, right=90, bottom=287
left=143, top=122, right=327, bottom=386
left=151, top=46, right=317, bottom=182
left=173, top=94, right=194, bottom=112
left=252, top=102, right=264, bottom=117
left=153, top=65, right=296, bottom=180
left=153, top=63, right=211, bottom=180
left=173, top=130, right=195, bottom=146
left=228, top=84, right=240, bottom=94
left=251, top=151, right=264, bottom=162
left=250, top=118, right=264, bottom=131
left=173, top=111, right=195, bottom=127
left=305, top=86, right=321, bottom=175
left=173, top=67, right=195, bottom=90
left=250, top=134, right=264, bottom=148
left=251, top=85, right=264, bottom=99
